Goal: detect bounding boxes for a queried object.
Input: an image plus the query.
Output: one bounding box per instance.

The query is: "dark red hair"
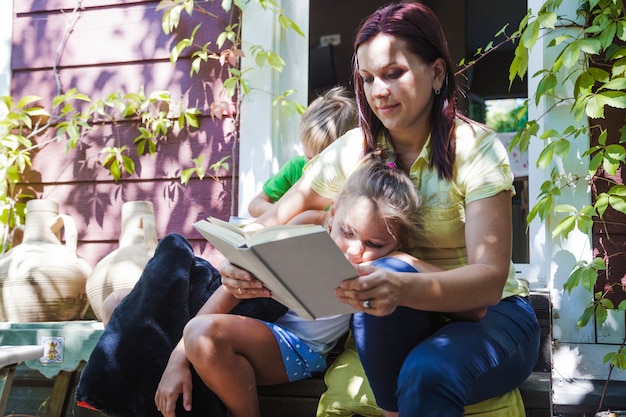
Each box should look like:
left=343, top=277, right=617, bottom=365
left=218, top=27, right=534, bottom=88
left=353, top=2, right=459, bottom=179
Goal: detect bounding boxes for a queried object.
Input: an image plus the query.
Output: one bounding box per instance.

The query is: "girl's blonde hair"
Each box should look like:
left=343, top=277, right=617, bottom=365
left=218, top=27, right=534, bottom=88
left=299, top=86, right=358, bottom=155
left=334, top=152, right=421, bottom=249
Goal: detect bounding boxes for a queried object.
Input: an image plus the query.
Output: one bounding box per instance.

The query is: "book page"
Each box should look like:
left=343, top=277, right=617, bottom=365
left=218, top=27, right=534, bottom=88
left=194, top=220, right=246, bottom=248
left=247, top=223, right=325, bottom=246
left=207, top=216, right=324, bottom=247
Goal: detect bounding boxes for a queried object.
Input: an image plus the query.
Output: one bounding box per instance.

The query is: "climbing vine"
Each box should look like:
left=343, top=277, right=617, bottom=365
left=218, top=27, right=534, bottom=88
left=0, top=0, right=304, bottom=252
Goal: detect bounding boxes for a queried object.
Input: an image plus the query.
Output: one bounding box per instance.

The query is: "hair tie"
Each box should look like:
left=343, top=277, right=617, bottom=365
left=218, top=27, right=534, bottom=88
left=387, top=161, right=397, bottom=169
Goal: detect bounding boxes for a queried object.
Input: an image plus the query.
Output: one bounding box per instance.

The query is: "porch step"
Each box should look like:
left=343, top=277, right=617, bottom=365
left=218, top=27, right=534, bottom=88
left=257, top=371, right=552, bottom=417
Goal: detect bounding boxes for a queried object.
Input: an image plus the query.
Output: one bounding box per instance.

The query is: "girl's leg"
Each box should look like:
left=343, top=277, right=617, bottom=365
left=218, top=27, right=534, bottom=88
left=183, top=314, right=288, bottom=417
left=397, top=295, right=541, bottom=417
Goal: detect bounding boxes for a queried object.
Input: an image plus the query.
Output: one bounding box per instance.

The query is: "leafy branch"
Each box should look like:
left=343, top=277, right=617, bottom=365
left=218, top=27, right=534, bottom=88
left=510, top=0, right=626, bottom=375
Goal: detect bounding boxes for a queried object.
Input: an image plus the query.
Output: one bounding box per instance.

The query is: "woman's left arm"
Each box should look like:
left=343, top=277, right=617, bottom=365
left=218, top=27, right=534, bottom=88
left=338, top=191, right=512, bottom=315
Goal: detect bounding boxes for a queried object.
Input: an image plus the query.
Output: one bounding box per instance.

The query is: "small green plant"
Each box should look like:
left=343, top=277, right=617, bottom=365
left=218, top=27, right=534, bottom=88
left=0, top=87, right=202, bottom=252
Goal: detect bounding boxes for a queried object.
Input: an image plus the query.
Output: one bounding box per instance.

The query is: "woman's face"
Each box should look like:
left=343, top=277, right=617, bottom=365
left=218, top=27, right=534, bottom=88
left=356, top=33, right=444, bottom=138
left=328, top=197, right=399, bottom=264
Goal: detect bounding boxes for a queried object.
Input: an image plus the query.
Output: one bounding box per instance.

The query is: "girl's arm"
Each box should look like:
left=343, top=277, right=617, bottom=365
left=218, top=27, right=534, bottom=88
left=247, top=175, right=331, bottom=230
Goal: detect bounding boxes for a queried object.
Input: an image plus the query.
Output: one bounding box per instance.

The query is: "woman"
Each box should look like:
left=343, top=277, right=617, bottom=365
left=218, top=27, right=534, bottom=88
left=222, top=3, right=540, bottom=416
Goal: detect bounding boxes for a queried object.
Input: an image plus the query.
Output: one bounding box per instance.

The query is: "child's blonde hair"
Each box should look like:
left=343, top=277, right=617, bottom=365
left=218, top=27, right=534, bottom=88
left=334, top=153, right=421, bottom=249
left=299, top=86, right=358, bottom=155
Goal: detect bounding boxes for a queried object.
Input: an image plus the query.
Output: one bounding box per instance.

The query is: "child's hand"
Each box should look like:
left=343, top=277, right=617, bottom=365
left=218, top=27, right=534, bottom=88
left=219, top=260, right=272, bottom=299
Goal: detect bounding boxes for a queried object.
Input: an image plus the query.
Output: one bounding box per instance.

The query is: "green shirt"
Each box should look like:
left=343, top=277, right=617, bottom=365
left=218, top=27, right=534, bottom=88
left=263, top=155, right=307, bottom=202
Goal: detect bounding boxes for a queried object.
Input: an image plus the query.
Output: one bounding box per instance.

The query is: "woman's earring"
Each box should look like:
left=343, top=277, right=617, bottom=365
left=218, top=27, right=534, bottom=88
left=434, top=88, right=441, bottom=95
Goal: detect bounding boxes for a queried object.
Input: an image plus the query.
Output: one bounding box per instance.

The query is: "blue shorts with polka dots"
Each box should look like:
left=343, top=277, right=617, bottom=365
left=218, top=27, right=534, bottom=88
left=262, top=321, right=328, bottom=382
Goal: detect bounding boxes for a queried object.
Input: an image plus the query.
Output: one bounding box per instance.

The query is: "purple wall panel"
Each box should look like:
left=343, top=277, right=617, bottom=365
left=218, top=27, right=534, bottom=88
left=11, top=59, right=226, bottom=115
left=11, top=0, right=238, bottom=268
left=33, top=176, right=234, bottom=267
left=14, top=0, right=155, bottom=14
left=21, top=117, right=233, bottom=182
left=13, top=1, right=229, bottom=69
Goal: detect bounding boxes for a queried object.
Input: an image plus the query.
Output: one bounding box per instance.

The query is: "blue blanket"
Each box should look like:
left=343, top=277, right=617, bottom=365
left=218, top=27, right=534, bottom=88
left=75, top=233, right=288, bottom=417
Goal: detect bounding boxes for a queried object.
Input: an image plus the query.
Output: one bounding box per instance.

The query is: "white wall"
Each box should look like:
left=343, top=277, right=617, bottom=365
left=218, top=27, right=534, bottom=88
left=238, top=1, right=309, bottom=218
left=0, top=0, right=13, bottom=97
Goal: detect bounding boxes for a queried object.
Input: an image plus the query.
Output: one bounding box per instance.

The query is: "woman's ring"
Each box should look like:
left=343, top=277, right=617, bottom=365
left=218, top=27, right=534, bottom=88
left=238, top=287, right=242, bottom=295
left=363, top=299, right=371, bottom=309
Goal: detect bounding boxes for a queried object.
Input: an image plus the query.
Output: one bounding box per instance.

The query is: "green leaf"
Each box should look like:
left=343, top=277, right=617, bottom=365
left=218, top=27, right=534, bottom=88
left=609, top=184, right=626, bottom=196
left=110, top=161, right=121, bottom=181
left=609, top=195, right=626, bottom=215
left=612, top=57, right=626, bottom=77
left=277, top=14, right=297, bottom=34
left=585, top=94, right=606, bottom=118
left=537, top=141, right=558, bottom=168
left=184, top=111, right=199, bottom=128
left=17, top=95, right=42, bottom=109
left=266, top=51, right=285, bottom=71
left=577, top=304, right=595, bottom=328
left=181, top=168, right=193, bottom=185
left=536, top=73, right=557, bottom=103
left=527, top=193, right=553, bottom=222
left=217, top=32, right=228, bottom=49
left=254, top=50, right=268, bottom=68
left=521, top=20, right=540, bottom=50
left=578, top=37, right=602, bottom=55
left=537, top=11, right=557, bottom=29
left=509, top=47, right=529, bottom=84
left=599, top=21, right=618, bottom=50
left=595, top=302, right=609, bottom=327
left=122, top=155, right=135, bottom=175
left=600, top=77, right=626, bottom=91
left=561, top=42, right=582, bottom=69
left=588, top=66, right=610, bottom=82
left=552, top=215, right=576, bottom=238
left=595, top=193, right=609, bottom=216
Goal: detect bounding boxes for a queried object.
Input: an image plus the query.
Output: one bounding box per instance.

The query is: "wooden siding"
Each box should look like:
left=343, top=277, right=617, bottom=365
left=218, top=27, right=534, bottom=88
left=11, top=0, right=237, bottom=269
left=590, top=106, right=626, bottom=305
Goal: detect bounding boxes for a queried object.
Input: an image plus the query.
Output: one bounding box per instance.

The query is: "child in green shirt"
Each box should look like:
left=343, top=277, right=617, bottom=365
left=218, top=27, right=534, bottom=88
left=248, top=86, right=357, bottom=225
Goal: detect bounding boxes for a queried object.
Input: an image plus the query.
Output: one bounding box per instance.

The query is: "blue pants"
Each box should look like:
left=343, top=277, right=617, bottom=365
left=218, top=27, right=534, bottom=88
left=352, top=258, right=541, bottom=416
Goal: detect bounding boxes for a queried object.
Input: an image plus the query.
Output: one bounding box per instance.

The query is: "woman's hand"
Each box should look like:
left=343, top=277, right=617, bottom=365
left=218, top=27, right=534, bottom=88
left=219, top=259, right=272, bottom=299
left=155, top=344, right=192, bottom=417
left=335, top=263, right=407, bottom=316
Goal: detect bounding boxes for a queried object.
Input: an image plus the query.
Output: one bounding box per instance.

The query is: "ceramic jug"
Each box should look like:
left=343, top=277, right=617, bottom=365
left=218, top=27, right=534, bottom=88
left=0, top=199, right=92, bottom=321
left=86, top=201, right=158, bottom=320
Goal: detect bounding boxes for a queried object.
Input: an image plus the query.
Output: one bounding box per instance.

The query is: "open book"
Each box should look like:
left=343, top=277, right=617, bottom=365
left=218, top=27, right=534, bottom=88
left=193, top=217, right=359, bottom=320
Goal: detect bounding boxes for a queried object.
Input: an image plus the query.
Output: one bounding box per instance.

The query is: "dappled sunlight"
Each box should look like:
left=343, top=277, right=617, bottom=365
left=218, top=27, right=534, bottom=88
left=553, top=344, right=595, bottom=400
